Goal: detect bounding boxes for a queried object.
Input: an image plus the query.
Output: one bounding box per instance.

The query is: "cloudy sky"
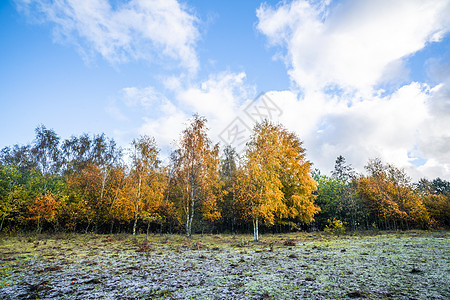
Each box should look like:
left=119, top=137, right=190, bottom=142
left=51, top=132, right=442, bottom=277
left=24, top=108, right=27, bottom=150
left=1, top=0, right=449, bottom=180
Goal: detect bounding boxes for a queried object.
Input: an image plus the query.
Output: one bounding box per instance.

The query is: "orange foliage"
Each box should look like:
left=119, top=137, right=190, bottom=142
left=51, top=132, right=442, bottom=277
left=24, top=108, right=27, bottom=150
left=356, top=158, right=431, bottom=228
left=28, top=194, right=58, bottom=231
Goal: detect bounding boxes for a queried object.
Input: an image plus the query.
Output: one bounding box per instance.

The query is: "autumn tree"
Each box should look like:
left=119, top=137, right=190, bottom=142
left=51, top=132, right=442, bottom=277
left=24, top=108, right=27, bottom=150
left=0, top=164, right=24, bottom=231
left=61, top=133, right=122, bottom=232
left=218, top=146, right=239, bottom=233
left=201, top=143, right=223, bottom=230
left=126, top=135, right=167, bottom=235
left=276, top=125, right=319, bottom=229
left=172, top=115, right=221, bottom=237
left=416, top=178, right=450, bottom=228
left=422, top=193, right=450, bottom=228
left=0, top=142, right=59, bottom=231
left=28, top=193, right=58, bottom=233
left=65, top=164, right=100, bottom=232
left=356, top=158, right=431, bottom=229
left=90, top=134, right=122, bottom=231
left=236, top=121, right=319, bottom=241
left=103, top=165, right=126, bottom=233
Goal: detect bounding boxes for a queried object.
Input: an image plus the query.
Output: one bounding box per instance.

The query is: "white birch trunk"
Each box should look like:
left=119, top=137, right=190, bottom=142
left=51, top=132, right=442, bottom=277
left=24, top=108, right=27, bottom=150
left=253, top=218, right=259, bottom=242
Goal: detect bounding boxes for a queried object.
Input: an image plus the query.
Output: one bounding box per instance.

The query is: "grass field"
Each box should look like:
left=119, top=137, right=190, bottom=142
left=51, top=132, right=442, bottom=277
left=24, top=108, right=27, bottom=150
left=0, top=231, right=448, bottom=299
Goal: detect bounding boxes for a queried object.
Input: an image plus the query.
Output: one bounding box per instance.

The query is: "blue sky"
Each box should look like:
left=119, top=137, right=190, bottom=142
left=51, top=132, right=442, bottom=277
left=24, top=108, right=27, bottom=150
left=1, top=0, right=449, bottom=180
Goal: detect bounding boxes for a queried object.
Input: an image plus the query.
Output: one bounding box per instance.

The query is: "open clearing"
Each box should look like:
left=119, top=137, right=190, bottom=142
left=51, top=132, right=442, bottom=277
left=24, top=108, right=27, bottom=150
left=0, top=231, right=448, bottom=299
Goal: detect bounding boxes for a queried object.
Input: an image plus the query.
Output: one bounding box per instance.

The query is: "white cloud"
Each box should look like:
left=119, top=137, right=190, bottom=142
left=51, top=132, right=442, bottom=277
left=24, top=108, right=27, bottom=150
left=264, top=82, right=448, bottom=180
left=116, top=71, right=256, bottom=152
left=176, top=72, right=253, bottom=120
left=256, top=0, right=450, bottom=180
left=417, top=82, right=450, bottom=169
left=139, top=106, right=187, bottom=149
left=116, top=71, right=449, bottom=180
left=16, top=0, right=200, bottom=70
left=315, top=83, right=430, bottom=170
left=257, top=0, right=450, bottom=93
left=121, top=86, right=168, bottom=108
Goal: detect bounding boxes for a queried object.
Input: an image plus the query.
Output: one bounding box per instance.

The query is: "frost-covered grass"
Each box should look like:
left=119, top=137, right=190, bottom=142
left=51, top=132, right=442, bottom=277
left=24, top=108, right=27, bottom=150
left=0, top=231, right=448, bottom=299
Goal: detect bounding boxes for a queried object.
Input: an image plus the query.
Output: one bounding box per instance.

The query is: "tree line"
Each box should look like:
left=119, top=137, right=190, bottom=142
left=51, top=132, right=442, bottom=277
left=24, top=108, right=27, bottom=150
left=0, top=117, right=448, bottom=240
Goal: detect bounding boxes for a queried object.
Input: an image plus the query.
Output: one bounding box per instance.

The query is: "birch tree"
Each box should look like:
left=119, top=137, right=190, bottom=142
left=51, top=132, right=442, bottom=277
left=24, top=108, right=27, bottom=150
left=236, top=121, right=319, bottom=241
left=174, top=115, right=221, bottom=237
left=356, top=158, right=431, bottom=230
left=31, top=125, right=61, bottom=177
left=129, top=136, right=161, bottom=235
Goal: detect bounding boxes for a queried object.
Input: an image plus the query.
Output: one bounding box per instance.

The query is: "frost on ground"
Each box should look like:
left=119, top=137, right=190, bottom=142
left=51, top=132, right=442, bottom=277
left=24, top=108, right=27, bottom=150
left=0, top=231, right=448, bottom=299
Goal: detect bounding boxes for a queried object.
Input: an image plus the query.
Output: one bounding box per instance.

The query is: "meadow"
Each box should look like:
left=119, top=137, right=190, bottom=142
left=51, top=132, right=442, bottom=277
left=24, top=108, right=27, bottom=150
left=0, top=231, right=448, bottom=299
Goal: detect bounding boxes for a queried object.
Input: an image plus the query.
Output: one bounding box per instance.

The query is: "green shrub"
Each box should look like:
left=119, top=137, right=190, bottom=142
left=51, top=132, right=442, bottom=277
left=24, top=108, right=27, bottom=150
left=324, top=219, right=346, bottom=235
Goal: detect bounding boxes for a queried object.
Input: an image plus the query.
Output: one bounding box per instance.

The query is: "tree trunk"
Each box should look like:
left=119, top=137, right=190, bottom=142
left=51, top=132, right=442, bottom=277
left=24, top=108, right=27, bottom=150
left=186, top=214, right=190, bottom=237
left=186, top=194, right=195, bottom=238
left=110, top=220, right=114, bottom=234
left=253, top=218, right=259, bottom=242
left=190, top=201, right=195, bottom=236
left=187, top=215, right=193, bottom=238
left=146, top=222, right=150, bottom=241
left=133, top=214, right=138, bottom=236
left=185, top=204, right=191, bottom=237
left=36, top=218, right=41, bottom=234
left=186, top=182, right=195, bottom=238
left=231, top=217, right=235, bottom=235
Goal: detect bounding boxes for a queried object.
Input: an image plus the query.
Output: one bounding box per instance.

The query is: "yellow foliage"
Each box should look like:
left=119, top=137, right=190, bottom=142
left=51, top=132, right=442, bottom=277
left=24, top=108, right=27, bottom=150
left=236, top=121, right=319, bottom=227
left=356, top=158, right=431, bottom=227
